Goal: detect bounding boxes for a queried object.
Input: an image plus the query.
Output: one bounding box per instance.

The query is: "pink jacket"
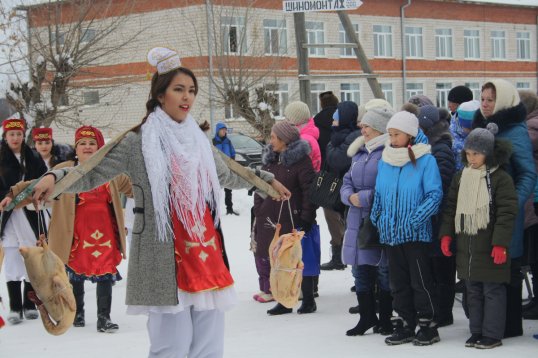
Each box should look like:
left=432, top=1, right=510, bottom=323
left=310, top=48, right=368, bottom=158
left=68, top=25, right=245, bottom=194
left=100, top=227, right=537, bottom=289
left=298, top=118, right=321, bottom=172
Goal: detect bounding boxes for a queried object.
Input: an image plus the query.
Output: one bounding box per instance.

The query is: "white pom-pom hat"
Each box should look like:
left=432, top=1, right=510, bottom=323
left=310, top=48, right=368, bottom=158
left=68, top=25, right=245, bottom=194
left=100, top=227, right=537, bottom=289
left=147, top=47, right=181, bottom=74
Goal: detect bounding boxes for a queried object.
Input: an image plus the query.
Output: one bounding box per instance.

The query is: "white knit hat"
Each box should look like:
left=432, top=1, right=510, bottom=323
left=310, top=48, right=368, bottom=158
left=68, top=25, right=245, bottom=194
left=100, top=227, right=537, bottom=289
left=386, top=111, right=419, bottom=137
left=147, top=47, right=181, bottom=74
left=361, top=107, right=394, bottom=134
left=284, top=101, right=311, bottom=126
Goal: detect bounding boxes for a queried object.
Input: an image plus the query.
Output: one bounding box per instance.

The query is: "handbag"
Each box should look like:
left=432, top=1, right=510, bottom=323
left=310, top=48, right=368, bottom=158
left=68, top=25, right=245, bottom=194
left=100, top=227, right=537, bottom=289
left=309, top=164, right=344, bottom=211
left=358, top=217, right=383, bottom=249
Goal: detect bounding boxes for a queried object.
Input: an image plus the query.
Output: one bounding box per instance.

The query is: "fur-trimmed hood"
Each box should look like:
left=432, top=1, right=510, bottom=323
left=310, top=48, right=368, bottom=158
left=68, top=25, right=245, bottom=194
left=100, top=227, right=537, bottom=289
left=424, top=119, right=452, bottom=147
left=473, top=102, right=527, bottom=133
left=262, top=139, right=311, bottom=166
left=461, top=139, right=512, bottom=168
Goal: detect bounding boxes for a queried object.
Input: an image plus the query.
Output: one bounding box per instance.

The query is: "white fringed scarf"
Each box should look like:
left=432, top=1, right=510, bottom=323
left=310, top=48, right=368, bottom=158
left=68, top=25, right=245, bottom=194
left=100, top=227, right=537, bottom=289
left=381, top=141, right=431, bottom=167
left=141, top=107, right=221, bottom=242
left=455, top=165, right=497, bottom=235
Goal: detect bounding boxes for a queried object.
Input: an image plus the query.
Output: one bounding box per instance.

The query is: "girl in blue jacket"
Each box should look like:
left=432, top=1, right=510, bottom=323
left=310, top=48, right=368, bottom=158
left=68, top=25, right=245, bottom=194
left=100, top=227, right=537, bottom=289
left=370, top=111, right=443, bottom=346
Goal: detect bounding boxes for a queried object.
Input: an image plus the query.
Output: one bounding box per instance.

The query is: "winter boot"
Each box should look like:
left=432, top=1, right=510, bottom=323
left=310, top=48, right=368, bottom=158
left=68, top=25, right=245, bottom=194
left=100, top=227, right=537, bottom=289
left=349, top=292, right=360, bottom=314
left=413, top=318, right=440, bottom=346
left=374, top=290, right=393, bottom=335
left=267, top=303, right=292, bottom=316
left=96, top=281, right=118, bottom=333
left=465, top=333, right=482, bottom=347
left=522, top=298, right=536, bottom=312
left=320, top=245, right=346, bottom=271
left=475, top=336, right=502, bottom=349
left=346, top=291, right=378, bottom=336
left=297, top=277, right=317, bottom=314
left=22, top=281, right=38, bottom=320
left=384, top=317, right=415, bottom=345
left=313, top=275, right=319, bottom=298
left=523, top=303, right=538, bottom=320
left=6, top=281, right=23, bottom=324
left=72, top=280, right=85, bottom=327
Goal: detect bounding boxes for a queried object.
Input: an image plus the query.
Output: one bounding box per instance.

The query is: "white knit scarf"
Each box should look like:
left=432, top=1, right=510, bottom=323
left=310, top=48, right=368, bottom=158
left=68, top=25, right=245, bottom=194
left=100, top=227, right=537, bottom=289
left=381, top=141, right=431, bottom=167
left=365, top=134, right=388, bottom=153
left=455, top=165, right=497, bottom=235
left=141, top=107, right=221, bottom=242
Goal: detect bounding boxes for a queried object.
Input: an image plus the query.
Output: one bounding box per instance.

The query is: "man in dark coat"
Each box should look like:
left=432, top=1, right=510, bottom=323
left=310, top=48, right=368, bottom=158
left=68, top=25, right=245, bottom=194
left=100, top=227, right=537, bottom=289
left=213, top=122, right=238, bottom=215
left=314, top=91, right=338, bottom=166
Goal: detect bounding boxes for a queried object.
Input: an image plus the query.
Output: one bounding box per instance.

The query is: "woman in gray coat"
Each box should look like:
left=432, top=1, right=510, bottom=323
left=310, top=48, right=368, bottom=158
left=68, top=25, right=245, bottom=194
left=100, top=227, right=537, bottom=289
left=30, top=47, right=290, bottom=358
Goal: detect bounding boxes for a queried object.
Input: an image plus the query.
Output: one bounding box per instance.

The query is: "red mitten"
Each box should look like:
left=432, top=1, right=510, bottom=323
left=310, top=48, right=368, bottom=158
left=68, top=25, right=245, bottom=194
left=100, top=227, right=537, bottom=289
left=440, top=236, right=453, bottom=257
left=491, top=246, right=507, bottom=265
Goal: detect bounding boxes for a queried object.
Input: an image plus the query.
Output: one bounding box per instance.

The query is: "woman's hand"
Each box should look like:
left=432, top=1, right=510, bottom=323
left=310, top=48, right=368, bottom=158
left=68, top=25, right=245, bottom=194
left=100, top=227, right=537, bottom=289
left=270, top=179, right=291, bottom=201
left=31, top=174, right=56, bottom=205
left=0, top=196, right=13, bottom=211
left=349, top=193, right=360, bottom=207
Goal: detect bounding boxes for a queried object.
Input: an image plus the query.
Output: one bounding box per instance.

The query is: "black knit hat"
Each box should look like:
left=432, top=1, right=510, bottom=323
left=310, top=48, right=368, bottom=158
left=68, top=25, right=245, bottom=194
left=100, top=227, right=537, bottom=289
left=448, top=85, right=473, bottom=105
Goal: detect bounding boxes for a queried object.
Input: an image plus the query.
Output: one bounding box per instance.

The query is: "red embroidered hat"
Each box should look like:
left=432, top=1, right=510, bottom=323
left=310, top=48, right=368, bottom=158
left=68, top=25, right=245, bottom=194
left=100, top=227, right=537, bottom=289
left=32, top=127, right=53, bottom=141
left=75, top=126, right=104, bottom=149
left=2, top=119, right=25, bottom=133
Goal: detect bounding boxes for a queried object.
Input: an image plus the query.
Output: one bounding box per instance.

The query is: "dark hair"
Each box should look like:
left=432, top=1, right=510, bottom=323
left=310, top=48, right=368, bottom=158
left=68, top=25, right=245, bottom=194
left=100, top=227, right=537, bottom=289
left=319, top=91, right=339, bottom=109
left=133, top=67, right=199, bottom=132
left=481, top=82, right=496, bottom=96
left=0, top=139, right=27, bottom=176
left=407, top=137, right=417, bottom=167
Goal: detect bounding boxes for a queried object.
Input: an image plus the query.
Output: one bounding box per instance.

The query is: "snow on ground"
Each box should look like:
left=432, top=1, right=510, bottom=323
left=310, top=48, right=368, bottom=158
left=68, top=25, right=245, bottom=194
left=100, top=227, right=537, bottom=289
left=1, top=189, right=537, bottom=357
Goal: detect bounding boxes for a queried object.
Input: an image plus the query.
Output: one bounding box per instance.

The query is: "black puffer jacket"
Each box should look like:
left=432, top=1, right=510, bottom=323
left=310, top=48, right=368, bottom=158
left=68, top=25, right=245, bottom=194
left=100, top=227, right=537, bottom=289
left=313, top=105, right=337, bottom=166
left=326, top=101, right=360, bottom=177
left=0, top=143, right=47, bottom=237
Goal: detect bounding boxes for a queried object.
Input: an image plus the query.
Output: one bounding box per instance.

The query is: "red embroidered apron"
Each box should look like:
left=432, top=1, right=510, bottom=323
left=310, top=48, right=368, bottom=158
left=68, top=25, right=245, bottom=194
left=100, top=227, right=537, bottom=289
left=172, top=206, right=234, bottom=293
left=67, top=183, right=121, bottom=278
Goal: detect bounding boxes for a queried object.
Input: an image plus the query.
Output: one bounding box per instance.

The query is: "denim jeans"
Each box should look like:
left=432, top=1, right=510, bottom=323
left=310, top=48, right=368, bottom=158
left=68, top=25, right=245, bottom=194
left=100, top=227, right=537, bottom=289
left=352, top=263, right=390, bottom=293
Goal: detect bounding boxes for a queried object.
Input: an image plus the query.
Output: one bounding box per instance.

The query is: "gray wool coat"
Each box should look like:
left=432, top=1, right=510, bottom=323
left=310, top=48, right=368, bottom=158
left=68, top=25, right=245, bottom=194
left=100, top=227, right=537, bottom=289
left=50, top=131, right=274, bottom=307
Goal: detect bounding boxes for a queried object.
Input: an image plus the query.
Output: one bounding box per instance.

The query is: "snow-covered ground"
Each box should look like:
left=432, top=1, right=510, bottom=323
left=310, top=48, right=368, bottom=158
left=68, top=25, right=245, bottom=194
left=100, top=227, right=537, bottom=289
left=1, top=189, right=537, bottom=357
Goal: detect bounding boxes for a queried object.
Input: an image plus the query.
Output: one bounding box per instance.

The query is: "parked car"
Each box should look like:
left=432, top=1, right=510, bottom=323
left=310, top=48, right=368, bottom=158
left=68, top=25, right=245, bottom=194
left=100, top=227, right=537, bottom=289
left=228, top=133, right=263, bottom=168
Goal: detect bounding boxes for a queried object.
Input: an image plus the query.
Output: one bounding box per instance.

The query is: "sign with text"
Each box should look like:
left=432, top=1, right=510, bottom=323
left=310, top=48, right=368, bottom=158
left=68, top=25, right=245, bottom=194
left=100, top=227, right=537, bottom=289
left=283, top=0, right=362, bottom=13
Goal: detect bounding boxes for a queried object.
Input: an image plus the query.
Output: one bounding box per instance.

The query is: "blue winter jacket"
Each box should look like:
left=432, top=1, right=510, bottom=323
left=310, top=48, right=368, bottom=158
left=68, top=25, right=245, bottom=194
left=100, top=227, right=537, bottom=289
left=449, top=117, right=468, bottom=171
left=370, top=130, right=443, bottom=246
left=213, top=122, right=236, bottom=159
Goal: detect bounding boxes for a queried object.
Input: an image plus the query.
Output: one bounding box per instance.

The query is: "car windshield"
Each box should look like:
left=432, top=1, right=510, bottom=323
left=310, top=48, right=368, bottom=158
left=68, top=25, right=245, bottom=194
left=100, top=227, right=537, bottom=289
left=229, top=134, right=263, bottom=150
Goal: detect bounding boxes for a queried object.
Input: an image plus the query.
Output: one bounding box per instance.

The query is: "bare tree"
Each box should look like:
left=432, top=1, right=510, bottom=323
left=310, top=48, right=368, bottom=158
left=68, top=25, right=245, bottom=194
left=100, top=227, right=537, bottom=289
left=187, top=0, right=292, bottom=141
left=0, top=0, right=145, bottom=140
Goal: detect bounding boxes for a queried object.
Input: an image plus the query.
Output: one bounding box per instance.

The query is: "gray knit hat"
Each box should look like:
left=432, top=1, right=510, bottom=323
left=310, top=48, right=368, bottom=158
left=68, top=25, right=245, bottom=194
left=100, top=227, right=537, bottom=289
left=284, top=101, right=311, bottom=126
left=418, top=105, right=440, bottom=131
left=361, top=107, right=394, bottom=134
left=464, top=123, right=499, bottom=156
left=272, top=120, right=300, bottom=144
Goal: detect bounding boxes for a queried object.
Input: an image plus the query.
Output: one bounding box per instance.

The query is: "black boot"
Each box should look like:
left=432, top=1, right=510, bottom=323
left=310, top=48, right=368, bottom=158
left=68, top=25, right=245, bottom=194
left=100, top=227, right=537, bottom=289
left=22, top=281, right=38, bottom=320
left=522, top=298, right=537, bottom=312
left=6, top=281, right=23, bottom=325
left=375, top=290, right=393, bottom=335
left=413, top=318, right=440, bottom=346
left=313, top=276, right=319, bottom=298
left=504, top=268, right=523, bottom=338
left=96, top=281, right=118, bottom=333
left=349, top=292, right=360, bottom=314
left=346, top=291, right=378, bottom=336
left=384, top=317, right=415, bottom=345
left=267, top=303, right=292, bottom=316
left=320, top=245, right=346, bottom=271
left=523, top=301, right=538, bottom=320
left=72, top=280, right=85, bottom=327
left=297, top=277, right=317, bottom=314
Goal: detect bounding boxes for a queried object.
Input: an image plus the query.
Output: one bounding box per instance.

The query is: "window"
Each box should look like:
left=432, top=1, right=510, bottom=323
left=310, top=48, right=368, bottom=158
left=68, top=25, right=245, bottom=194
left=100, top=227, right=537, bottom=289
left=406, top=83, right=423, bottom=100
left=435, top=29, right=453, bottom=58
left=263, top=19, right=287, bottom=55
left=464, top=29, right=480, bottom=59
left=380, top=83, right=394, bottom=107
left=340, top=83, right=360, bottom=104
left=224, top=103, right=236, bottom=119
left=517, top=32, right=531, bottom=60
left=310, top=83, right=326, bottom=114
left=339, top=23, right=359, bottom=57
left=267, top=83, right=289, bottom=117
left=464, top=82, right=480, bottom=100
left=491, top=30, right=506, bottom=59
left=373, top=25, right=392, bottom=57
left=516, top=82, right=530, bottom=90
left=222, top=17, right=246, bottom=54
left=81, top=28, right=96, bottom=43
left=306, top=21, right=325, bottom=56
left=405, top=27, right=423, bottom=58
left=436, top=83, right=452, bottom=108
left=83, top=90, right=99, bottom=105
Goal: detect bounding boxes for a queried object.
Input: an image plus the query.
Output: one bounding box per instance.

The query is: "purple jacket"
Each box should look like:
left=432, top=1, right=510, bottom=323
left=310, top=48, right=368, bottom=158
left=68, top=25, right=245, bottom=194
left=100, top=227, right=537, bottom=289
left=340, top=139, right=385, bottom=266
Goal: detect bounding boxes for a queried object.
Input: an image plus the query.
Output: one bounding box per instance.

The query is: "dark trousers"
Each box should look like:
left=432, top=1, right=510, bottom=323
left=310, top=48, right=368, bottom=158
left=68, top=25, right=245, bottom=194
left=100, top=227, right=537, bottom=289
left=254, top=256, right=271, bottom=294
left=386, top=242, right=438, bottom=328
left=224, top=189, right=233, bottom=211
left=466, top=280, right=506, bottom=340
left=352, top=264, right=390, bottom=293
left=432, top=255, right=456, bottom=323
left=322, top=208, right=345, bottom=246
left=504, top=258, right=523, bottom=338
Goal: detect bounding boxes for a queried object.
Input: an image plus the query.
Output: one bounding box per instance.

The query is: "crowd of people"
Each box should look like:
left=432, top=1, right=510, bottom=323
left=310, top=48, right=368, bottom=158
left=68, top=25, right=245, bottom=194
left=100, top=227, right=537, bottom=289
left=0, top=45, right=537, bottom=356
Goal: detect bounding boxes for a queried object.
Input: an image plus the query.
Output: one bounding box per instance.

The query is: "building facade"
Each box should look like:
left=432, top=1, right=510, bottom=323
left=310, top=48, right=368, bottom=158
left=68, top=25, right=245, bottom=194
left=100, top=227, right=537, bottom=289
left=27, top=0, right=538, bottom=141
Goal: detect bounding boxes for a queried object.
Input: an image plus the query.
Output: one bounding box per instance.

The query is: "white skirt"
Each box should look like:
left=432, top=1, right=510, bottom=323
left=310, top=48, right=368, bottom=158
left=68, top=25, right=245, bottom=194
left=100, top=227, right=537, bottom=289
left=126, top=285, right=238, bottom=315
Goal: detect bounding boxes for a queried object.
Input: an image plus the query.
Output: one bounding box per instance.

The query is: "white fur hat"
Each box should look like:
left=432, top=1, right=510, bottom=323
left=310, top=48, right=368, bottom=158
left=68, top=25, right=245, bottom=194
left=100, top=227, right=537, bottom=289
left=147, top=47, right=182, bottom=74
left=386, top=111, right=419, bottom=137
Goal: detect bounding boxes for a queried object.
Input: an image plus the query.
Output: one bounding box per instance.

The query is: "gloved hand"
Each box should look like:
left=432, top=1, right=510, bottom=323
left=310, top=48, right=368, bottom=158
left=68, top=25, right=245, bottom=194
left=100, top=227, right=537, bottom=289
left=440, top=236, right=453, bottom=257
left=491, top=245, right=507, bottom=265
left=298, top=220, right=313, bottom=234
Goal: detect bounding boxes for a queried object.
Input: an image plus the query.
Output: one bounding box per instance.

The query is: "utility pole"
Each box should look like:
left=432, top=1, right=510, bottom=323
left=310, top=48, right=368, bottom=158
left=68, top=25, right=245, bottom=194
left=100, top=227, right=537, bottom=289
left=337, top=11, right=384, bottom=99
left=205, top=0, right=215, bottom=130
left=293, top=12, right=311, bottom=110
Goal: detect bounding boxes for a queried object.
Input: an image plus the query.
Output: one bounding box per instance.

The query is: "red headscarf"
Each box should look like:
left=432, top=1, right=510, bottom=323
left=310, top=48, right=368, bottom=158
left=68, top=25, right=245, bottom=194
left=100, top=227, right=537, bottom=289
left=75, top=126, right=104, bottom=149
